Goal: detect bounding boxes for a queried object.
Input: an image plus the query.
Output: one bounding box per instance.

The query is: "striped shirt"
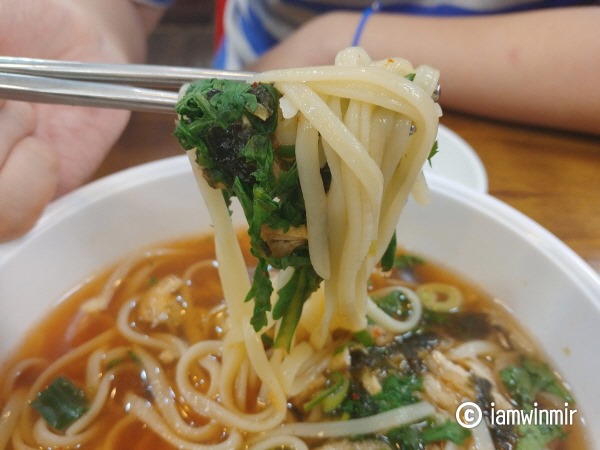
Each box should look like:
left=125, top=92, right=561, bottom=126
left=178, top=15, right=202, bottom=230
left=215, top=0, right=593, bottom=69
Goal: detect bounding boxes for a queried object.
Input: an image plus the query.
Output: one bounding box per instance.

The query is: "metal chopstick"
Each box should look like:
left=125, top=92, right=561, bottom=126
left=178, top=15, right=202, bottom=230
left=0, top=72, right=180, bottom=113
left=0, top=56, right=254, bottom=87
left=0, top=57, right=255, bottom=113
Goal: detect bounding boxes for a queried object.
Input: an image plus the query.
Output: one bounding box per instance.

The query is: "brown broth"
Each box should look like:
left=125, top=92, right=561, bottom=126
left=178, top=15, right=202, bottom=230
left=0, top=233, right=590, bottom=449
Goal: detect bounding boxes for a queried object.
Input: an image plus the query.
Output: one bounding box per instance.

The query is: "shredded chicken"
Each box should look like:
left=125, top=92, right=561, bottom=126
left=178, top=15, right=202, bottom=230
left=136, top=275, right=185, bottom=330
left=260, top=224, right=308, bottom=258
left=422, top=373, right=464, bottom=413
left=360, top=370, right=382, bottom=396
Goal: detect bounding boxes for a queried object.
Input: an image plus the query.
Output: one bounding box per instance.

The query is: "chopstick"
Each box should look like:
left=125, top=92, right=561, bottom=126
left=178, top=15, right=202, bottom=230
left=0, top=57, right=254, bottom=114
left=0, top=73, right=181, bottom=113
left=0, top=57, right=254, bottom=87
left=0, top=56, right=441, bottom=114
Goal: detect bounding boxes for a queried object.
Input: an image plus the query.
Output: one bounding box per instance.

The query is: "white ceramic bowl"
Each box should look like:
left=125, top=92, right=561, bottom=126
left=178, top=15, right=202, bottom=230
left=1, top=155, right=598, bottom=446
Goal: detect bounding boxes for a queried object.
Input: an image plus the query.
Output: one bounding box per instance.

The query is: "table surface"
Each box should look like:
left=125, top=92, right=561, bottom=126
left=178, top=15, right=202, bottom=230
left=94, top=109, right=600, bottom=275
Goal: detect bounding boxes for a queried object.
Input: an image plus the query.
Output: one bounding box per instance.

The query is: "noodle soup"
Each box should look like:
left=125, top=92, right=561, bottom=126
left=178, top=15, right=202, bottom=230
left=0, top=233, right=588, bottom=449
left=1, top=47, right=597, bottom=448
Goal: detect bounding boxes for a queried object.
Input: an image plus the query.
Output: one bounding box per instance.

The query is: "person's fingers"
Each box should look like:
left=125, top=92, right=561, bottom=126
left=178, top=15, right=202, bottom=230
left=36, top=104, right=130, bottom=195
left=0, top=136, right=59, bottom=241
left=0, top=101, right=36, bottom=168
left=0, top=102, right=129, bottom=241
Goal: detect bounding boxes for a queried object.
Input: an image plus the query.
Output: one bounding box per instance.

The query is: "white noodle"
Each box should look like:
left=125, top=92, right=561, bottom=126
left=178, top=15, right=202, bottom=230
left=0, top=389, right=26, bottom=448
left=367, top=285, right=423, bottom=333
left=32, top=417, right=98, bottom=447
left=125, top=393, right=243, bottom=450
left=65, top=373, right=114, bottom=435
left=470, top=419, right=496, bottom=450
left=272, top=401, right=436, bottom=438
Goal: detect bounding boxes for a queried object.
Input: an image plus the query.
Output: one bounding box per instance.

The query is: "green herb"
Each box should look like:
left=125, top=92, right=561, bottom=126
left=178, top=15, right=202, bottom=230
left=500, top=356, right=573, bottom=449
left=393, top=254, right=424, bottom=270
left=353, top=329, right=374, bottom=347
left=304, top=371, right=350, bottom=413
left=339, top=380, right=379, bottom=419
left=339, top=372, right=423, bottom=421
left=516, top=423, right=566, bottom=450
left=373, top=289, right=412, bottom=321
left=500, top=356, right=574, bottom=410
left=271, top=265, right=321, bottom=349
left=371, top=374, right=422, bottom=412
left=105, top=349, right=141, bottom=370
left=386, top=420, right=470, bottom=449
left=422, top=419, right=471, bottom=444
left=174, top=79, right=322, bottom=351
left=386, top=425, right=422, bottom=449
left=427, top=140, right=439, bottom=167
left=30, top=376, right=89, bottom=431
left=379, top=231, right=397, bottom=272
left=260, top=332, right=274, bottom=348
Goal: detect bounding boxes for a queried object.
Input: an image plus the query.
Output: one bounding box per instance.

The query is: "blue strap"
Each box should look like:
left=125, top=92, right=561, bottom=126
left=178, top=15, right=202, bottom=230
left=131, top=0, right=175, bottom=8
left=351, top=2, right=381, bottom=46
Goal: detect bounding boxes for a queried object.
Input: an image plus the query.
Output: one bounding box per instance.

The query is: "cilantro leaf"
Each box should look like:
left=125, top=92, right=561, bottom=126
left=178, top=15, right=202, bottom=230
left=500, top=356, right=574, bottom=410
left=371, top=374, right=422, bottom=412
left=422, top=419, right=471, bottom=444
left=386, top=420, right=470, bottom=449
left=516, top=423, right=566, bottom=450
left=500, top=356, right=573, bottom=449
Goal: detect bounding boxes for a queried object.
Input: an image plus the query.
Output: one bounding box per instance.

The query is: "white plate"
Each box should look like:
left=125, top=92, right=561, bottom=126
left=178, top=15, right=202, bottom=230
left=425, top=124, right=487, bottom=192
left=0, top=152, right=598, bottom=446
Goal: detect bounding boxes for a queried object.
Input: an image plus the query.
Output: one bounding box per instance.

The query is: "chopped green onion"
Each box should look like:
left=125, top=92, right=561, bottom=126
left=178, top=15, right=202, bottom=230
left=304, top=372, right=350, bottom=413
left=30, top=376, right=89, bottom=430
left=416, top=283, right=464, bottom=312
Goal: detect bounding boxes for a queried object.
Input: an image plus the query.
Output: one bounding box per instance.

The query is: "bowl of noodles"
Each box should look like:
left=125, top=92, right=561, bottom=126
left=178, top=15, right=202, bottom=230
left=0, top=156, right=598, bottom=449
left=1, top=49, right=599, bottom=449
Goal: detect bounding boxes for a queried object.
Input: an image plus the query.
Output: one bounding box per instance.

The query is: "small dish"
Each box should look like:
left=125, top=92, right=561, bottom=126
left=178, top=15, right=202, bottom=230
left=424, top=124, right=488, bottom=192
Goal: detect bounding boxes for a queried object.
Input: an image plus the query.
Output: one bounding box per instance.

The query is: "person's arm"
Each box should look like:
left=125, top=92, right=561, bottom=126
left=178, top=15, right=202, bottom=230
left=249, top=7, right=600, bottom=136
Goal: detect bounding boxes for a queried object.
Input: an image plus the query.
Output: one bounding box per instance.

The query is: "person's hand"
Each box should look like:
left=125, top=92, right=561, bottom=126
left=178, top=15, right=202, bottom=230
left=0, top=0, right=156, bottom=241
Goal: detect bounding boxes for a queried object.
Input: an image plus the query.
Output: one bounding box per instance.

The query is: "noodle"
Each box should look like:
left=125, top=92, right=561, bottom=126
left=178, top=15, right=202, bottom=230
left=272, top=401, right=436, bottom=438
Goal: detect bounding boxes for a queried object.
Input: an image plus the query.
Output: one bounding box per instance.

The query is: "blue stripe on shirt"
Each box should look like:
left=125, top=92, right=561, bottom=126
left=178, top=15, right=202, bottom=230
left=279, top=0, right=591, bottom=15
left=241, top=7, right=280, bottom=54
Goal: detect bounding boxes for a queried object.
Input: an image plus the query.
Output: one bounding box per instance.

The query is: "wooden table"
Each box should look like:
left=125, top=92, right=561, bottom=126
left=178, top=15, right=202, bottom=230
left=94, top=110, right=600, bottom=275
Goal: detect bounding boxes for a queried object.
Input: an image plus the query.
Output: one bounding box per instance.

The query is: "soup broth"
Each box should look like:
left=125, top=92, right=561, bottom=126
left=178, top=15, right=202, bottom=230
left=0, top=233, right=588, bottom=449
